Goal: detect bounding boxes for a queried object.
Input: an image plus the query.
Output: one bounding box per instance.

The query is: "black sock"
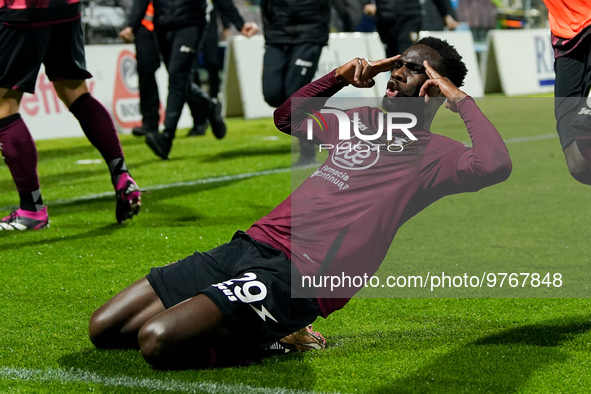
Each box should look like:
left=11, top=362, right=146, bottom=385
left=108, top=158, right=128, bottom=186
left=19, top=189, right=44, bottom=211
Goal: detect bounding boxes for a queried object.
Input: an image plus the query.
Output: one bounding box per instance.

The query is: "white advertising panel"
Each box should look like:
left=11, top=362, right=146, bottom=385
left=22, top=44, right=191, bottom=140
left=483, top=29, right=554, bottom=96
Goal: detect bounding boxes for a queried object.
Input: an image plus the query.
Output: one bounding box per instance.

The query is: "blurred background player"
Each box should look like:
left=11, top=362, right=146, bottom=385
left=120, top=0, right=259, bottom=160
left=0, top=0, right=141, bottom=230
left=363, top=0, right=458, bottom=58
left=119, top=2, right=227, bottom=139
left=423, top=0, right=459, bottom=32
left=188, top=6, right=231, bottom=137
left=330, top=0, right=366, bottom=33
left=542, top=0, right=591, bottom=184
left=122, top=1, right=162, bottom=137
left=260, top=0, right=331, bottom=167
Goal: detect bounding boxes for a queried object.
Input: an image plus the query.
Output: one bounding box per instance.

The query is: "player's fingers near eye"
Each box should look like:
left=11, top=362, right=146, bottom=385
left=419, top=79, right=435, bottom=97
left=423, top=61, right=442, bottom=79
left=354, top=58, right=363, bottom=83
left=374, top=55, right=401, bottom=72
left=361, top=58, right=374, bottom=81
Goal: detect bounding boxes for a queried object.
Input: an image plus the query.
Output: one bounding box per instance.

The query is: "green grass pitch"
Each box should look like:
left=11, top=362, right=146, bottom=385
left=1, top=98, right=591, bottom=393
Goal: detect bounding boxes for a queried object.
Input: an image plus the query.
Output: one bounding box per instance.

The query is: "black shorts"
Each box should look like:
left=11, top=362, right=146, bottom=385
left=554, top=35, right=591, bottom=149
left=0, top=18, right=92, bottom=93
left=146, top=231, right=321, bottom=345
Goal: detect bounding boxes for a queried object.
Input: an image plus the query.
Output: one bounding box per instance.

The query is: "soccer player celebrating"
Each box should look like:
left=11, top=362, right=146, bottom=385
left=542, top=0, right=591, bottom=184
left=0, top=0, right=141, bottom=229
left=89, top=37, right=512, bottom=369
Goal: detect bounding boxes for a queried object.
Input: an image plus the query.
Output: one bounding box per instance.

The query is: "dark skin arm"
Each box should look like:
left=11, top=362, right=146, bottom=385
left=419, top=60, right=467, bottom=112
left=334, top=55, right=401, bottom=88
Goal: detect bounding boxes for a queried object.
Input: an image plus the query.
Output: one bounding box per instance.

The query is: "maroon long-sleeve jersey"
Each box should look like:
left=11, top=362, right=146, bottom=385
left=247, top=71, right=512, bottom=317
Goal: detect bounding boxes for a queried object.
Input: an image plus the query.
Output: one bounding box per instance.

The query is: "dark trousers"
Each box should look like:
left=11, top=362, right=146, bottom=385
left=376, top=13, right=422, bottom=58
left=554, top=37, right=591, bottom=149
left=262, top=43, right=323, bottom=158
left=156, top=24, right=204, bottom=137
left=195, top=18, right=223, bottom=98
left=135, top=25, right=161, bottom=130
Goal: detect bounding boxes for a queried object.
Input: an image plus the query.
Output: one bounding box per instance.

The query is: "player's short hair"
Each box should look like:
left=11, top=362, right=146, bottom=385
left=414, top=36, right=468, bottom=88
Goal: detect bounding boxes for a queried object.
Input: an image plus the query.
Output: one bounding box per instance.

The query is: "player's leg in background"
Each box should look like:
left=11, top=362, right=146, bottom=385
left=200, top=19, right=223, bottom=99
left=262, top=44, right=289, bottom=108
left=186, top=19, right=223, bottom=138
left=186, top=21, right=226, bottom=141
left=375, top=19, right=399, bottom=58
left=160, top=26, right=201, bottom=143
left=0, top=88, right=48, bottom=230
left=89, top=277, right=167, bottom=350
left=555, top=42, right=591, bottom=184
left=395, top=13, right=422, bottom=58
left=133, top=25, right=161, bottom=136
left=0, top=24, right=49, bottom=230
left=375, top=12, right=421, bottom=59
left=48, top=18, right=141, bottom=222
left=146, top=25, right=203, bottom=159
left=284, top=43, right=324, bottom=166
left=54, top=79, right=142, bottom=222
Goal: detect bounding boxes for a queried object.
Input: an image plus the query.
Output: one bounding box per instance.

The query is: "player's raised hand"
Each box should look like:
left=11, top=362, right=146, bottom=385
left=335, top=55, right=401, bottom=88
left=419, top=60, right=467, bottom=112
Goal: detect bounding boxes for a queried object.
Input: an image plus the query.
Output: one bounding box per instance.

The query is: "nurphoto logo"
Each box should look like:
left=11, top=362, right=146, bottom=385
left=306, top=108, right=418, bottom=152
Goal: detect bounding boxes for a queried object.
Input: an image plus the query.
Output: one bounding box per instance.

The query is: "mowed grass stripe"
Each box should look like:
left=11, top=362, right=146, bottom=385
left=0, top=367, right=329, bottom=394
left=0, top=167, right=292, bottom=211
left=0, top=132, right=559, bottom=212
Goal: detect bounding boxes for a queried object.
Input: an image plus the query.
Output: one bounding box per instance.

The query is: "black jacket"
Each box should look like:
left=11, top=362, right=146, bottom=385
left=261, top=0, right=330, bottom=45
left=128, top=0, right=244, bottom=32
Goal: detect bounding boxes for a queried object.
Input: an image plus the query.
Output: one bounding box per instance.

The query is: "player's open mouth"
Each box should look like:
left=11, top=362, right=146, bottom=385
left=386, top=81, right=404, bottom=98
left=386, top=88, right=399, bottom=98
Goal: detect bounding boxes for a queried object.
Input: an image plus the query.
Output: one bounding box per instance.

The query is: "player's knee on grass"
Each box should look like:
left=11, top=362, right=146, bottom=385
left=89, top=306, right=142, bottom=350
left=88, top=308, right=111, bottom=348
left=138, top=320, right=188, bottom=369
left=138, top=321, right=214, bottom=370
left=137, top=321, right=166, bottom=368
left=88, top=307, right=125, bottom=349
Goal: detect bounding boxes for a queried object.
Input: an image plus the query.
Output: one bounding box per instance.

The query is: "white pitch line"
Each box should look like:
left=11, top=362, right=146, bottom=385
left=0, top=167, right=292, bottom=211
left=0, top=367, right=327, bottom=394
left=0, top=133, right=560, bottom=212
left=503, top=133, right=556, bottom=144
left=461, top=133, right=557, bottom=146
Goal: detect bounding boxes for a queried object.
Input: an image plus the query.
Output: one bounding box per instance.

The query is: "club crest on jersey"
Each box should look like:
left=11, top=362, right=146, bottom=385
left=330, top=140, right=380, bottom=170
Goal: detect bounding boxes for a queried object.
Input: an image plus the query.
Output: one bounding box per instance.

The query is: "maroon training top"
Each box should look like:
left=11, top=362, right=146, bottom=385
left=247, top=71, right=512, bottom=317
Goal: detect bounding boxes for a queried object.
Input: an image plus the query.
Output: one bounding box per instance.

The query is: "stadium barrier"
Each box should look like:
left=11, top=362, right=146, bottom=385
left=21, top=44, right=192, bottom=140
left=482, top=28, right=554, bottom=96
